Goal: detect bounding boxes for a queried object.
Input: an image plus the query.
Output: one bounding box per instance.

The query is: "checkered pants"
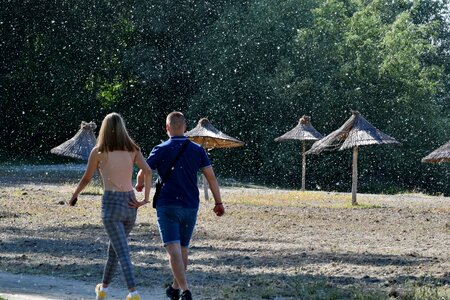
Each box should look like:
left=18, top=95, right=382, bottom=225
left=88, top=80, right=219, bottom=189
left=101, top=191, right=137, bottom=288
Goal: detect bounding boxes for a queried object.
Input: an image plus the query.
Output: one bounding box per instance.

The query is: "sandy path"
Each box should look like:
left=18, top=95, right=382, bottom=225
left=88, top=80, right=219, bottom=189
left=0, top=272, right=165, bottom=300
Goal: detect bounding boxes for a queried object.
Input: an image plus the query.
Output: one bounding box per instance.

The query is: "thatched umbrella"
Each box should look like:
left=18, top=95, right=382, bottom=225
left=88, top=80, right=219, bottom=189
left=185, top=118, right=245, bottom=149
left=306, top=111, right=400, bottom=205
left=422, top=140, right=450, bottom=163
left=186, top=118, right=245, bottom=199
left=51, top=121, right=97, bottom=160
left=274, top=116, right=322, bottom=191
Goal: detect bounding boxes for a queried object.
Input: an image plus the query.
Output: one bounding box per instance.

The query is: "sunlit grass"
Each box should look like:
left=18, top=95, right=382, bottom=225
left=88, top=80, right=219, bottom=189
left=224, top=190, right=382, bottom=209
left=401, top=193, right=434, bottom=199
left=406, top=283, right=450, bottom=300
left=201, top=280, right=450, bottom=300
left=1, top=185, right=103, bottom=227
left=12, top=188, right=26, bottom=197
left=80, top=183, right=103, bottom=195
left=201, top=279, right=389, bottom=300
left=339, top=202, right=384, bottom=209
left=226, top=191, right=348, bottom=205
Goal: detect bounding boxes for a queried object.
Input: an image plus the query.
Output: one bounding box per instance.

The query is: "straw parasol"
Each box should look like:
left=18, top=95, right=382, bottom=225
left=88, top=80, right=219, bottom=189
left=50, top=121, right=97, bottom=161
left=306, top=111, right=400, bottom=205
left=422, top=140, right=450, bottom=163
left=186, top=118, right=245, bottom=199
left=274, top=116, right=322, bottom=191
left=185, top=118, right=245, bottom=149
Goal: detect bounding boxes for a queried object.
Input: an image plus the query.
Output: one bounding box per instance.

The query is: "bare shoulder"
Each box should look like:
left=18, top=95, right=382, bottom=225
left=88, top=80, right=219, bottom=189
left=90, top=147, right=100, bottom=156
left=133, top=149, right=144, bottom=157
left=132, top=149, right=146, bottom=162
left=89, top=147, right=105, bottom=161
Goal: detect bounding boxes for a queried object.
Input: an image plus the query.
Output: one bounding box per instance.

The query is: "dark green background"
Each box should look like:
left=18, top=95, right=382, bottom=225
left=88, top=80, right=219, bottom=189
left=1, top=0, right=449, bottom=194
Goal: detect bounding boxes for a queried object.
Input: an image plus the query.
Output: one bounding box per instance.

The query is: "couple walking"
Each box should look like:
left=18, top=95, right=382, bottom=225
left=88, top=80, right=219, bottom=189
left=70, top=111, right=224, bottom=300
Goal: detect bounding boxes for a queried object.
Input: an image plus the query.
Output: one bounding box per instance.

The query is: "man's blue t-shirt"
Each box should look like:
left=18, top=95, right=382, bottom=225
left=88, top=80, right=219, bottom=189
left=147, top=136, right=211, bottom=209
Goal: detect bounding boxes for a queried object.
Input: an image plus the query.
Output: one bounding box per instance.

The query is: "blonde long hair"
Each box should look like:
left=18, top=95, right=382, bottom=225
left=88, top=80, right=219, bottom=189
left=96, top=113, right=140, bottom=152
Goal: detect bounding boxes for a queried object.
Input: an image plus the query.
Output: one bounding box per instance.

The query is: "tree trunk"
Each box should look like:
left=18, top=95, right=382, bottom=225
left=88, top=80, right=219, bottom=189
left=301, top=141, right=306, bottom=191
left=351, top=146, right=359, bottom=206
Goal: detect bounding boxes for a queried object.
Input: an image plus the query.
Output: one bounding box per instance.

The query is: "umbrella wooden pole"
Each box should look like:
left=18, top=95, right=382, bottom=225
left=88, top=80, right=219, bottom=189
left=201, top=142, right=210, bottom=201
left=301, top=141, right=306, bottom=191
left=203, top=174, right=210, bottom=201
left=351, top=146, right=359, bottom=206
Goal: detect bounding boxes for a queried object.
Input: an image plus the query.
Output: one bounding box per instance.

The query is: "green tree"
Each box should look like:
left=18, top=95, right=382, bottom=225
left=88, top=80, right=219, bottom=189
left=189, top=0, right=318, bottom=182
left=0, top=0, right=233, bottom=158
left=189, top=0, right=449, bottom=193
left=0, top=0, right=135, bottom=157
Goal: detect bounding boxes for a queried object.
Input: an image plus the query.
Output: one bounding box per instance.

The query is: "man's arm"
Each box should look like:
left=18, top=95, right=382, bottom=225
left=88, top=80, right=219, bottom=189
left=202, top=166, right=224, bottom=216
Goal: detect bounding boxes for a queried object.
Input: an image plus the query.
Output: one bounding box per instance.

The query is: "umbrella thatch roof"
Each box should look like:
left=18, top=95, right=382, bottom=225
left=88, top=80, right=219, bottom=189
left=422, top=140, right=450, bottom=163
left=307, top=111, right=399, bottom=154
left=50, top=121, right=97, bottom=160
left=274, top=116, right=322, bottom=142
left=185, top=118, right=244, bottom=149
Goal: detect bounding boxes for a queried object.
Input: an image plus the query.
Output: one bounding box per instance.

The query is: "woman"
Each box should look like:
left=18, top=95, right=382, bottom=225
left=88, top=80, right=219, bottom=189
left=70, top=112, right=151, bottom=300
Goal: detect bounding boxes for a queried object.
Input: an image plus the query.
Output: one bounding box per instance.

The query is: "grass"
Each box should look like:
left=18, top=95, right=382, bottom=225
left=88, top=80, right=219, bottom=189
left=404, top=282, right=450, bottom=300
left=80, top=183, right=103, bottom=195
left=204, top=280, right=390, bottom=300
left=340, top=202, right=384, bottom=209
left=225, top=190, right=383, bottom=209
left=1, top=184, right=448, bottom=300
left=208, top=282, right=450, bottom=300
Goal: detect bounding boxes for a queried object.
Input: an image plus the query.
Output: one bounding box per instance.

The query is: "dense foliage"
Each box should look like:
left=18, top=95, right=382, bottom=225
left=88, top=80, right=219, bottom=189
left=1, top=0, right=449, bottom=194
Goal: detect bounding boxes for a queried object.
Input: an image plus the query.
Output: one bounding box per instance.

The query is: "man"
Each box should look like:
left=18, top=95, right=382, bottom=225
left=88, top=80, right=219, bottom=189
left=136, top=112, right=224, bottom=300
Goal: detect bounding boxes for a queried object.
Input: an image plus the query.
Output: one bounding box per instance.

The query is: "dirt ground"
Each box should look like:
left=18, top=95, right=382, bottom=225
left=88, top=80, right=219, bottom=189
left=0, top=271, right=164, bottom=300
left=0, top=167, right=449, bottom=299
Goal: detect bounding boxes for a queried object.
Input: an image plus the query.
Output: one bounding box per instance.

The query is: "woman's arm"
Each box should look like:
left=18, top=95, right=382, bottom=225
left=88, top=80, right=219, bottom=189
left=130, top=151, right=152, bottom=207
left=69, top=147, right=100, bottom=206
left=135, top=169, right=145, bottom=192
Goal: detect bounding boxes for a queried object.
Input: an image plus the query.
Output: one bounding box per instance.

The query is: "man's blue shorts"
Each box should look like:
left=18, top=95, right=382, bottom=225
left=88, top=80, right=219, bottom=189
left=156, top=206, right=198, bottom=247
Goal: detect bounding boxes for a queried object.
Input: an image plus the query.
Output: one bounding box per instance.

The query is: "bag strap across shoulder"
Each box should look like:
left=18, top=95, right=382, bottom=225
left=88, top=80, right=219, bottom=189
left=160, top=139, right=190, bottom=184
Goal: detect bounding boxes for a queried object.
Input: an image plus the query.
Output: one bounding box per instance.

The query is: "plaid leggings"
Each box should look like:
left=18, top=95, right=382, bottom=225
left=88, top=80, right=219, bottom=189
left=101, top=191, right=137, bottom=289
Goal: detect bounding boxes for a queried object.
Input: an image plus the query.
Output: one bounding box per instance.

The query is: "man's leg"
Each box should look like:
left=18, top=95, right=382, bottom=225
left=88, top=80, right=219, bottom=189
left=166, top=243, right=189, bottom=292
left=171, top=246, right=188, bottom=289
left=157, top=207, right=196, bottom=296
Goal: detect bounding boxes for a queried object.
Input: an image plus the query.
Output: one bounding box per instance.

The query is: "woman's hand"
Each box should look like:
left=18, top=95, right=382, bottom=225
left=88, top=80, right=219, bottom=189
left=129, top=197, right=149, bottom=209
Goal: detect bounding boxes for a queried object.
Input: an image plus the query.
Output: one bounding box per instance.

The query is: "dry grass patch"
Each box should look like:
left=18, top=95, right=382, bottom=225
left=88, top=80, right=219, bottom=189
left=1, top=184, right=449, bottom=300
left=224, top=190, right=382, bottom=209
